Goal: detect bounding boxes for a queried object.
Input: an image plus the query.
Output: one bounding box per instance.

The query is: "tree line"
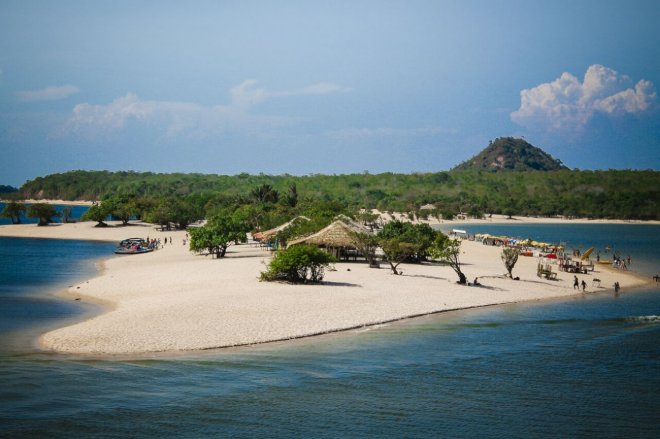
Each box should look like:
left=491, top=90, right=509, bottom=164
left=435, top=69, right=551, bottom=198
left=6, top=168, right=660, bottom=220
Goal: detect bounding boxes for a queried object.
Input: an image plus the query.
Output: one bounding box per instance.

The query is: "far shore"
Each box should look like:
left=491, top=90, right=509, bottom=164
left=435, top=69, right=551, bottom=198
left=3, top=198, right=659, bottom=226
left=1, top=198, right=95, bottom=206
left=0, top=220, right=653, bottom=355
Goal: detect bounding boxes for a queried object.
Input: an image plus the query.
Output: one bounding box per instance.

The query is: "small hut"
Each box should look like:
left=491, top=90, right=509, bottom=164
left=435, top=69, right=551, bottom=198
left=257, top=216, right=310, bottom=249
left=258, top=216, right=310, bottom=241
left=287, top=218, right=370, bottom=260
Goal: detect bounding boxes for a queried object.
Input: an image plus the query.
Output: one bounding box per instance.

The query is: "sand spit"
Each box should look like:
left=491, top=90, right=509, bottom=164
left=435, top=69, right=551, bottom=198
left=0, top=221, right=650, bottom=355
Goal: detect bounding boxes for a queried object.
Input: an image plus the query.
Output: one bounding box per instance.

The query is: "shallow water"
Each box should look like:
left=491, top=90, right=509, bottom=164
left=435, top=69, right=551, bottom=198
left=1, top=226, right=659, bottom=437
left=0, top=237, right=112, bottom=350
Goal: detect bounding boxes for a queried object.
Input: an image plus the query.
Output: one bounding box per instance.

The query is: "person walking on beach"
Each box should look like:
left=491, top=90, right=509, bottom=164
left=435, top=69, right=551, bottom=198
left=581, top=280, right=586, bottom=292
left=573, top=275, right=579, bottom=290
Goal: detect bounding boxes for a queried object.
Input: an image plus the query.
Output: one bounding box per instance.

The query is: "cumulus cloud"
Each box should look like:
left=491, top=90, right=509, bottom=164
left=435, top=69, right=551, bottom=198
left=16, top=84, right=80, bottom=102
left=64, top=80, right=351, bottom=139
left=511, top=65, right=656, bottom=131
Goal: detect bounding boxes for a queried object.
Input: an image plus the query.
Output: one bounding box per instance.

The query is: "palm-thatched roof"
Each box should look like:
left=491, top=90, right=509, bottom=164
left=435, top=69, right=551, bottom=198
left=259, top=216, right=310, bottom=241
left=287, top=218, right=370, bottom=248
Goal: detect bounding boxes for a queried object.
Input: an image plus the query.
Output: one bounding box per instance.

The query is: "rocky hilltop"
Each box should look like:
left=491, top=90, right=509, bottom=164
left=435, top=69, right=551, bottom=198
left=453, top=137, right=568, bottom=171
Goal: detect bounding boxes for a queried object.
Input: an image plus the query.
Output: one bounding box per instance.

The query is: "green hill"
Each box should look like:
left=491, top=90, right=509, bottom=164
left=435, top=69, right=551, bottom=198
left=453, top=137, right=568, bottom=172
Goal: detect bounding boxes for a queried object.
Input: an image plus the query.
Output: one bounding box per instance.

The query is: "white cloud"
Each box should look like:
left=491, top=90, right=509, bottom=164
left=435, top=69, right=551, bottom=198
left=511, top=65, right=656, bottom=131
left=16, top=85, right=80, bottom=102
left=63, top=80, right=351, bottom=139
left=230, top=79, right=352, bottom=109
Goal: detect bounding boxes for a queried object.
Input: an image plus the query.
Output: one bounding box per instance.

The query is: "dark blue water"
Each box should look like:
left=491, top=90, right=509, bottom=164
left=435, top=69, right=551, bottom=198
left=0, top=202, right=90, bottom=225
left=1, top=226, right=659, bottom=438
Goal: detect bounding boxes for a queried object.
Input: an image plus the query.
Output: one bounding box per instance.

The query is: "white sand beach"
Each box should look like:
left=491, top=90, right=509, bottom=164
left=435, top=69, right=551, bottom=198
left=0, top=220, right=649, bottom=355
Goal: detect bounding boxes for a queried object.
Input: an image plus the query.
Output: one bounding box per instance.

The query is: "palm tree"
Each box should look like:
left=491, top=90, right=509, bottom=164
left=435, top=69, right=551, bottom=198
left=251, top=184, right=279, bottom=204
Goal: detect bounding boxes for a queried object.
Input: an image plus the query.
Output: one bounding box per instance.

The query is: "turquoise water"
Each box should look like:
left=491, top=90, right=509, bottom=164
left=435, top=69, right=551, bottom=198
left=0, top=202, right=90, bottom=225
left=1, top=225, right=659, bottom=437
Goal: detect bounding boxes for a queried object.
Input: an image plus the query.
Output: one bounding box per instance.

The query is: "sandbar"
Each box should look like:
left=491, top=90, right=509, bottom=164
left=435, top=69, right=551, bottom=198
left=0, top=220, right=651, bottom=355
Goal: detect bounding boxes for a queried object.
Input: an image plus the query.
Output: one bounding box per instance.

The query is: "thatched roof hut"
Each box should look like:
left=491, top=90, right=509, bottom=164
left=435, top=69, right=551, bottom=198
left=287, top=217, right=372, bottom=258
left=258, top=216, right=310, bottom=241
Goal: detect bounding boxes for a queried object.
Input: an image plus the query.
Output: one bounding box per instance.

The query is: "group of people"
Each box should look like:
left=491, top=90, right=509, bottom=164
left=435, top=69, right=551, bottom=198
left=573, top=275, right=587, bottom=292
left=143, top=238, right=162, bottom=250
left=144, top=234, right=190, bottom=248
left=574, top=275, right=621, bottom=294
left=612, top=254, right=631, bottom=270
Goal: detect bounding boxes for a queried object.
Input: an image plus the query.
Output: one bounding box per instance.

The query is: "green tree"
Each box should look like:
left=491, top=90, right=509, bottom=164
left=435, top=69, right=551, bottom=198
left=501, top=247, right=520, bottom=278
left=27, top=203, right=60, bottom=226
left=356, top=211, right=380, bottom=228
left=379, top=238, right=417, bottom=275
left=61, top=206, right=73, bottom=223
left=430, top=237, right=467, bottom=284
left=351, top=231, right=379, bottom=267
left=260, top=244, right=336, bottom=283
left=1, top=201, right=26, bottom=224
left=188, top=216, right=249, bottom=258
left=285, top=183, right=298, bottom=207
left=165, top=197, right=203, bottom=229
left=440, top=207, right=457, bottom=220
left=379, top=220, right=436, bottom=261
left=251, top=184, right=280, bottom=204
left=107, top=195, right=138, bottom=225
left=81, top=202, right=111, bottom=227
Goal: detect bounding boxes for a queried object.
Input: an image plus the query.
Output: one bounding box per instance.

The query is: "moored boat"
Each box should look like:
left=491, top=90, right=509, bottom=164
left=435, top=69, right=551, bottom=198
left=114, top=238, right=154, bottom=255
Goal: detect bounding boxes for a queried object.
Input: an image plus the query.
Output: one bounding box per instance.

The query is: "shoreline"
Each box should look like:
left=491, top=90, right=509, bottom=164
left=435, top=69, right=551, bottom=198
left=0, top=221, right=654, bottom=356
left=3, top=199, right=659, bottom=225
left=0, top=198, right=95, bottom=206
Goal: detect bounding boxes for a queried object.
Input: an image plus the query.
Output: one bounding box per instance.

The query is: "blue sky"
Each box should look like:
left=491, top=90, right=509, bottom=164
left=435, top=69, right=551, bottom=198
left=1, top=0, right=659, bottom=186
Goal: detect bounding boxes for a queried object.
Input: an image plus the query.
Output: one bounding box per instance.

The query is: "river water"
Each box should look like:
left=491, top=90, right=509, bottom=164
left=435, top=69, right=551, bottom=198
left=0, top=224, right=658, bottom=438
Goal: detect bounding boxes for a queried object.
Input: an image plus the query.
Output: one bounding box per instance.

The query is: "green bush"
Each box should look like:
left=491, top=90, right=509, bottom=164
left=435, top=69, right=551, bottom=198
left=260, top=245, right=336, bottom=283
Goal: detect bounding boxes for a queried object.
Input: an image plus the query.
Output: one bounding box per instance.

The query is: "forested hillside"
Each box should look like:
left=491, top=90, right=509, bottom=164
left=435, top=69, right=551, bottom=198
left=15, top=169, right=660, bottom=220
left=453, top=137, right=568, bottom=171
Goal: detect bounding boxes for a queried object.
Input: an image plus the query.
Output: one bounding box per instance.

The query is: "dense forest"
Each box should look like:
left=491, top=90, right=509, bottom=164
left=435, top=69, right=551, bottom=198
left=11, top=168, right=660, bottom=220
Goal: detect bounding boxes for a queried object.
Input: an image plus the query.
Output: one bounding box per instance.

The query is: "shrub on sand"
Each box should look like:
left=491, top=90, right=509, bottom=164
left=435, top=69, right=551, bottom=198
left=260, top=245, right=336, bottom=283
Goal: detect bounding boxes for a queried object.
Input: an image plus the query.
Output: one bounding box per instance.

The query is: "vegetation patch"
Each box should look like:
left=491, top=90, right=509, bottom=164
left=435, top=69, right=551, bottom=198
left=260, top=245, right=336, bottom=283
